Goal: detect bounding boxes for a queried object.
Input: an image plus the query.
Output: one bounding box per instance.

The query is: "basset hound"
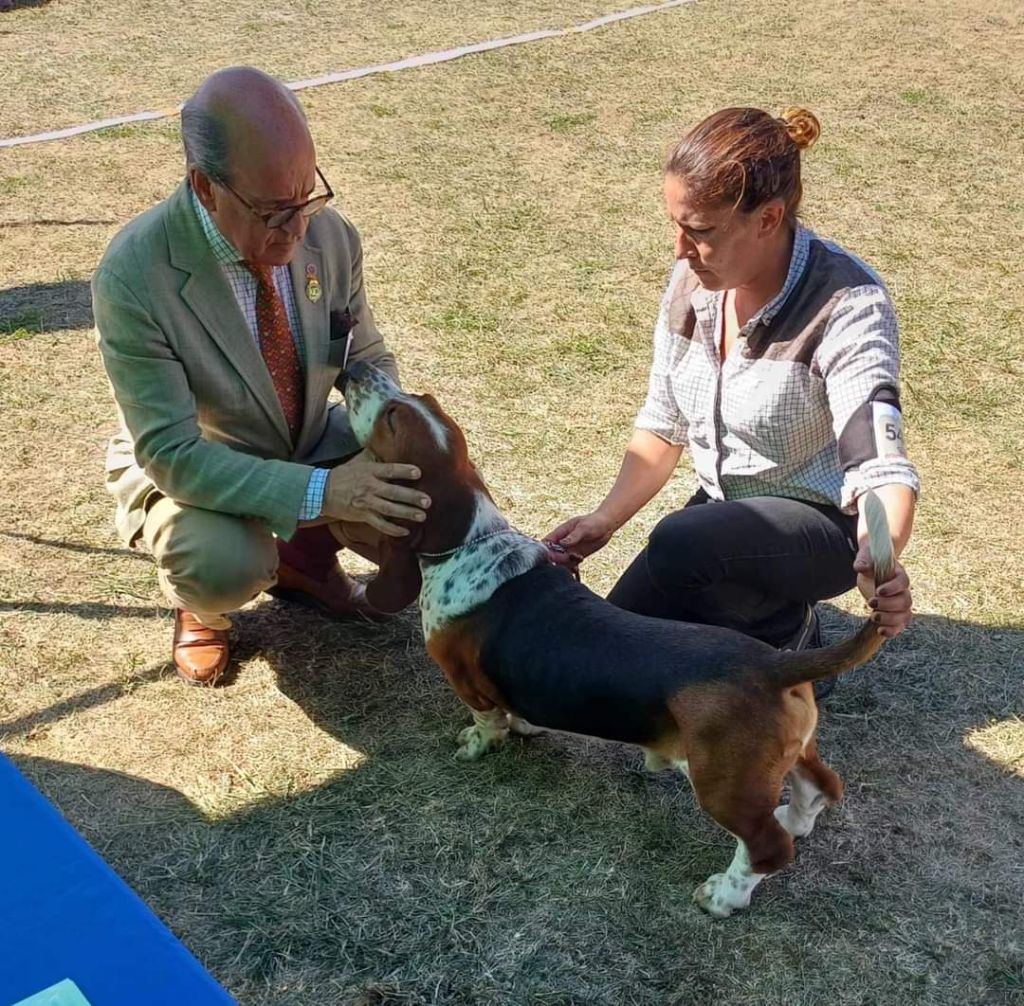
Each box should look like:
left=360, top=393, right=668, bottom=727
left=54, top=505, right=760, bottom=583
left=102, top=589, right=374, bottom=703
left=343, top=362, right=895, bottom=917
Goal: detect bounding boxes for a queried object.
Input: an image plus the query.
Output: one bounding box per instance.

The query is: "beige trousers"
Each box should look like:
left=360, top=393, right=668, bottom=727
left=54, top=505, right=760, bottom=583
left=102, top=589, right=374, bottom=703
left=141, top=496, right=380, bottom=630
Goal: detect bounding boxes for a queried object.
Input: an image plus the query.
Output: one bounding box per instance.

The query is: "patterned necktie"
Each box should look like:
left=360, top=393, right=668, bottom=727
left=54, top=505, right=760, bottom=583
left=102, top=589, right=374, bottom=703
left=243, top=262, right=305, bottom=442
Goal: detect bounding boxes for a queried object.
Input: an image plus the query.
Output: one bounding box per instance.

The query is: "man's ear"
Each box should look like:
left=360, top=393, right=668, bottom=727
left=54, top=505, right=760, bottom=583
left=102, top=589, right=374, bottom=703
left=365, top=534, right=423, bottom=614
left=189, top=167, right=217, bottom=212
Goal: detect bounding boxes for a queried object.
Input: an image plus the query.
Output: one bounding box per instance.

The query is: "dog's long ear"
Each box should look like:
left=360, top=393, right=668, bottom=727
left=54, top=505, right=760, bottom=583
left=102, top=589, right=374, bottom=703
left=366, top=534, right=423, bottom=614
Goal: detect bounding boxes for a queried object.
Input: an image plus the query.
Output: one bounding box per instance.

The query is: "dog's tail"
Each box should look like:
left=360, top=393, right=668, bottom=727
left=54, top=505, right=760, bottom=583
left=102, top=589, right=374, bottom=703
left=770, top=489, right=895, bottom=690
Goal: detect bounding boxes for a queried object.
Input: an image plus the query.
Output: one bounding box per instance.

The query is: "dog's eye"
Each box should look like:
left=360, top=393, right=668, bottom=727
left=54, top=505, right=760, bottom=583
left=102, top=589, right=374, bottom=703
left=385, top=405, right=397, bottom=433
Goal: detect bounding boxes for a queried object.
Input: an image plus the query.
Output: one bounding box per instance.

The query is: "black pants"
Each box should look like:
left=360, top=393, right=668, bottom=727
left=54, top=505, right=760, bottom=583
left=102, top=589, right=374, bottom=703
left=607, top=489, right=859, bottom=648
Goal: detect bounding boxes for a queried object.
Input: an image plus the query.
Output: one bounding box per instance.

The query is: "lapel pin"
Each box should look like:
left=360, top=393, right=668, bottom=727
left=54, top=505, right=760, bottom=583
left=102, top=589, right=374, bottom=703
left=305, top=263, right=322, bottom=303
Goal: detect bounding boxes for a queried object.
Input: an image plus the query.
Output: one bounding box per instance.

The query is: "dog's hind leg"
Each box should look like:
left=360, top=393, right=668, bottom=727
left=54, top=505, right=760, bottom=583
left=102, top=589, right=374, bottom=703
left=774, top=741, right=843, bottom=839
left=456, top=706, right=510, bottom=761
left=692, top=812, right=795, bottom=918
left=688, top=763, right=795, bottom=918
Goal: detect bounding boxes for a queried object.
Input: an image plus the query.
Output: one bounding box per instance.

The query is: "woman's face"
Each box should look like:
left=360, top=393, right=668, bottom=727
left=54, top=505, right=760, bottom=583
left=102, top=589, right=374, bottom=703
left=663, top=173, right=784, bottom=291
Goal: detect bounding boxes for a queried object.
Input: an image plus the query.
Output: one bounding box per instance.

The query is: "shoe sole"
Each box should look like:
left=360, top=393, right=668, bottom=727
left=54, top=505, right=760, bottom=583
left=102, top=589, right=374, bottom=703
left=175, top=664, right=226, bottom=687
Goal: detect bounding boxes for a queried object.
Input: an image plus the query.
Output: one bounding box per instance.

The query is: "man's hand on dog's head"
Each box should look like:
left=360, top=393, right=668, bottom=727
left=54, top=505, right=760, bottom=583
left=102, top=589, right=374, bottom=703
left=321, top=449, right=430, bottom=537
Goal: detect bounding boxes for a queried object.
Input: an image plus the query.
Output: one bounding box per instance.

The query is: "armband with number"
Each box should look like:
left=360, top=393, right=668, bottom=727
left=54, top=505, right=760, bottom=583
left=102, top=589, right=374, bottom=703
left=837, top=384, right=906, bottom=471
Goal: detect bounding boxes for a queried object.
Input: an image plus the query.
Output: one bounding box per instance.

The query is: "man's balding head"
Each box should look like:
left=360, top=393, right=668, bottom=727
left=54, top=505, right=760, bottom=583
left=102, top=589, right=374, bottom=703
left=181, top=66, right=311, bottom=183
left=183, top=67, right=321, bottom=266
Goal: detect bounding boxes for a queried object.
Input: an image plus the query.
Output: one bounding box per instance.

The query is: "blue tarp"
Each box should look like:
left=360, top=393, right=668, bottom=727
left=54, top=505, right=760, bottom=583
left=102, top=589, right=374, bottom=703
left=0, top=754, right=234, bottom=1005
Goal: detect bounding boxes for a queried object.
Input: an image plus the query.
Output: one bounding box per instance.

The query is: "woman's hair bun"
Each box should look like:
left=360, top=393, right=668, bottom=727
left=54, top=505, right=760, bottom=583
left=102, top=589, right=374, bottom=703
left=780, top=107, right=821, bottom=150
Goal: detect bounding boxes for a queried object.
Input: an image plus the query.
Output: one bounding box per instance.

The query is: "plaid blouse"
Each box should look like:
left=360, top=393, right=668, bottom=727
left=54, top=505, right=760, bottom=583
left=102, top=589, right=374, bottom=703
left=636, top=224, right=920, bottom=513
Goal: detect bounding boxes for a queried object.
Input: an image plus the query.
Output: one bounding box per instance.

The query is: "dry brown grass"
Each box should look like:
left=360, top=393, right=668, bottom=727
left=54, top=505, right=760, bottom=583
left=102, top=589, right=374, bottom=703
left=2, top=0, right=1023, bottom=1003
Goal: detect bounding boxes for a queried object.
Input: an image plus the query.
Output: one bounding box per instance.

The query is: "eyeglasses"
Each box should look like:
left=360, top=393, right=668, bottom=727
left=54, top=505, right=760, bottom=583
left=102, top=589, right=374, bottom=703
left=215, top=166, right=334, bottom=230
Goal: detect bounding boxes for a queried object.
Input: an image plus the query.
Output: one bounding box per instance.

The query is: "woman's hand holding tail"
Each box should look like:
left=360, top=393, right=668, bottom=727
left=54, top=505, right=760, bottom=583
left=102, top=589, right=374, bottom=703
left=854, top=548, right=912, bottom=639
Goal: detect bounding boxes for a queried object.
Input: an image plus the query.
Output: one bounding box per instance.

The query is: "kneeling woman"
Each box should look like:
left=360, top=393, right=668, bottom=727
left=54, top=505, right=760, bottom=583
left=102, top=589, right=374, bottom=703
left=547, top=107, right=918, bottom=657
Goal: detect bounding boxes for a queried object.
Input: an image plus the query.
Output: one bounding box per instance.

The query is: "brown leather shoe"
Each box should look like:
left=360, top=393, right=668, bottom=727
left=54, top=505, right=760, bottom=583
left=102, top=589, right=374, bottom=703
left=269, top=558, right=389, bottom=621
left=173, top=609, right=230, bottom=686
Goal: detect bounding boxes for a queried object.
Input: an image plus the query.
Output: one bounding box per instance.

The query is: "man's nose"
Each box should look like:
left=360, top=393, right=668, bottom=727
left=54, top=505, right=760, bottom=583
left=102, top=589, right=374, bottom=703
left=281, top=210, right=309, bottom=240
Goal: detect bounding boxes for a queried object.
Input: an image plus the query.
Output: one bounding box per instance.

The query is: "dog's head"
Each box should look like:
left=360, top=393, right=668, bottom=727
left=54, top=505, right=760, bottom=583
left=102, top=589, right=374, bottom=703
left=343, top=363, right=487, bottom=612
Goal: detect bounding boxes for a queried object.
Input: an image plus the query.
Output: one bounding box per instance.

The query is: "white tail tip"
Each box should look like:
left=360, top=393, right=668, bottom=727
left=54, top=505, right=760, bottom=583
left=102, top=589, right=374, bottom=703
left=862, top=489, right=895, bottom=584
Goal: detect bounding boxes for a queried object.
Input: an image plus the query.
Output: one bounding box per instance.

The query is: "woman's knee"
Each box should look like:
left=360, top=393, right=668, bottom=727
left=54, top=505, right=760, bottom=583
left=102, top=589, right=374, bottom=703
left=646, top=507, right=723, bottom=590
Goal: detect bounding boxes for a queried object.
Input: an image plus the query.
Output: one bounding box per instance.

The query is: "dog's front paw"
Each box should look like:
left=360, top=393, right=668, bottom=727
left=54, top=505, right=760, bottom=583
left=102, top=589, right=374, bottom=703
left=455, top=724, right=506, bottom=761
left=693, top=873, right=750, bottom=918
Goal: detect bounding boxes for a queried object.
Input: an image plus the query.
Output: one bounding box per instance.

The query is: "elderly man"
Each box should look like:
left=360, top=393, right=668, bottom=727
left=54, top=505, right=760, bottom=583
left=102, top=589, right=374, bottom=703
left=93, top=67, right=429, bottom=686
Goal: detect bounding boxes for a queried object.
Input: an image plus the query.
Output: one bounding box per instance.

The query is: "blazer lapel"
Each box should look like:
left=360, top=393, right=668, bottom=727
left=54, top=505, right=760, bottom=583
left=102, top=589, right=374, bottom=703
left=165, top=183, right=292, bottom=449
left=289, top=241, right=329, bottom=454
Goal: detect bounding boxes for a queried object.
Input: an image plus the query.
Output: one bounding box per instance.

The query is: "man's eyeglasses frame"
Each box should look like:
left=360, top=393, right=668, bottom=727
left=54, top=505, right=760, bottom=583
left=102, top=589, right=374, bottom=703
left=214, top=166, right=334, bottom=230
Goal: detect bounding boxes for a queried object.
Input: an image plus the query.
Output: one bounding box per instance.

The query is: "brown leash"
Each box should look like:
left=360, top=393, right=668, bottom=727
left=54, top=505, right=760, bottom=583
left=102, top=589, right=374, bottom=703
left=544, top=541, right=583, bottom=581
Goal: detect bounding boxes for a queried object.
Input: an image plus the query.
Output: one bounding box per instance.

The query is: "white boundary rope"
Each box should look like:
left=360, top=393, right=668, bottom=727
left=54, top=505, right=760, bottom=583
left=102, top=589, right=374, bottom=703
left=0, top=0, right=694, bottom=149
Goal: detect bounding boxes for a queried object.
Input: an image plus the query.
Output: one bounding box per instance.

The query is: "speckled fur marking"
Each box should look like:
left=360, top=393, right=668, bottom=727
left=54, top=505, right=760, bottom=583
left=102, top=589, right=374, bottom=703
left=345, top=366, right=448, bottom=452
left=343, top=363, right=398, bottom=445
left=343, top=364, right=547, bottom=636
left=419, top=493, right=548, bottom=638
left=692, top=841, right=765, bottom=918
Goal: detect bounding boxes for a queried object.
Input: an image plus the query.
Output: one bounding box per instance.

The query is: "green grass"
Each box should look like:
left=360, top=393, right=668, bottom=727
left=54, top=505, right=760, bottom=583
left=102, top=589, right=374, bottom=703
left=0, top=175, right=33, bottom=196
left=83, top=124, right=149, bottom=142
left=898, top=88, right=946, bottom=108
left=0, top=310, right=42, bottom=341
left=544, top=111, right=598, bottom=131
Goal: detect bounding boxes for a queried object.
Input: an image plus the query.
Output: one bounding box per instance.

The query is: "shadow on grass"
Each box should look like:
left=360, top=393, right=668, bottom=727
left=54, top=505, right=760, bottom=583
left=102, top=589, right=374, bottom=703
left=0, top=530, right=147, bottom=561
left=0, top=0, right=54, bottom=11
left=6, top=606, right=1023, bottom=1003
left=0, top=660, right=173, bottom=739
left=0, top=280, right=93, bottom=335
left=0, top=599, right=162, bottom=619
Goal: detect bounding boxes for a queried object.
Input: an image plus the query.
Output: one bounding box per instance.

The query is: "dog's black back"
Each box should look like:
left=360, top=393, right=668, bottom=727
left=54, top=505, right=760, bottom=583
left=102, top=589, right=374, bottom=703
left=472, top=564, right=775, bottom=745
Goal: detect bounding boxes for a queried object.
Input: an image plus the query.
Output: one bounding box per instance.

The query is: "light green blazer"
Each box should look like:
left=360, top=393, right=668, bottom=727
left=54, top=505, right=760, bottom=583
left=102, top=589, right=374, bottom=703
left=93, top=180, right=398, bottom=545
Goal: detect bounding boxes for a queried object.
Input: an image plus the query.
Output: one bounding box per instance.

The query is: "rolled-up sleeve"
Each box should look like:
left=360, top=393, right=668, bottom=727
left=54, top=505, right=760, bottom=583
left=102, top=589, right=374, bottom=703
left=635, top=267, right=688, bottom=446
left=815, top=284, right=921, bottom=511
